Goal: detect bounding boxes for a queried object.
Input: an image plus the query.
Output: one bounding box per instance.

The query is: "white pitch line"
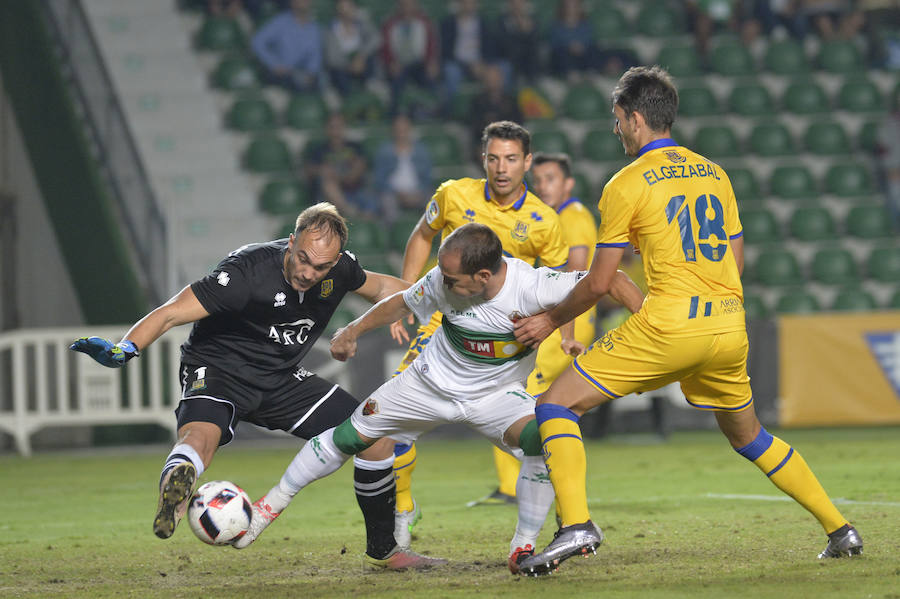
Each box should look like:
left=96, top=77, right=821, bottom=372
left=706, top=493, right=900, bottom=507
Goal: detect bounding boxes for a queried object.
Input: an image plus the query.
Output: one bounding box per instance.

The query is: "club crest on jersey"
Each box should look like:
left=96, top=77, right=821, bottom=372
left=425, top=199, right=440, bottom=225
left=410, top=282, right=426, bottom=305
left=274, top=292, right=287, bottom=307
left=508, top=310, right=525, bottom=323
left=665, top=150, right=686, bottom=163
left=319, top=279, right=333, bottom=298
left=511, top=220, right=529, bottom=242
left=191, top=378, right=206, bottom=391
left=362, top=398, right=378, bottom=415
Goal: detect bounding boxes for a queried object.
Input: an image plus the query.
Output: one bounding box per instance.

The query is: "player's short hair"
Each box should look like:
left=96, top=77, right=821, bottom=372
left=612, top=65, right=679, bottom=133
left=293, top=202, right=349, bottom=247
left=482, top=120, right=531, bottom=157
left=532, top=152, right=573, bottom=178
left=440, top=223, right=503, bottom=275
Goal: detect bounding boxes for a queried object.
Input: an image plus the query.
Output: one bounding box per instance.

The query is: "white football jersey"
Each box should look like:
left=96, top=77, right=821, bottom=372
left=401, top=257, right=585, bottom=402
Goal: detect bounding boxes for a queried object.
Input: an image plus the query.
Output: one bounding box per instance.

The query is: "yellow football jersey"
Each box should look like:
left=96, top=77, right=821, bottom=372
left=424, top=178, right=569, bottom=268
left=597, top=140, right=744, bottom=337
left=557, top=198, right=597, bottom=269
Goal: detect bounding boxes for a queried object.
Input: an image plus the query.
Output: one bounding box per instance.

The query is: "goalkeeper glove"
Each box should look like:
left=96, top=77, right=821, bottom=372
left=69, top=336, right=140, bottom=368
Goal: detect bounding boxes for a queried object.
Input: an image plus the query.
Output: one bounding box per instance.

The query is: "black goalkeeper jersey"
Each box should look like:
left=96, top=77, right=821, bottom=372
left=182, top=239, right=366, bottom=389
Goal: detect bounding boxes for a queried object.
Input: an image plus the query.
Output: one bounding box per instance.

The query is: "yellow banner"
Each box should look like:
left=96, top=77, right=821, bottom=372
left=779, top=311, right=900, bottom=427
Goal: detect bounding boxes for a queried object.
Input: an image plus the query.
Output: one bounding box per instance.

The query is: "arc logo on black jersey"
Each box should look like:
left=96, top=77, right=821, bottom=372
left=268, top=318, right=315, bottom=345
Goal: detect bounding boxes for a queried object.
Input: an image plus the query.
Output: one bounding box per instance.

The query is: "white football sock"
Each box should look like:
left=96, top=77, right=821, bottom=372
left=159, top=443, right=205, bottom=487
left=510, top=455, right=555, bottom=553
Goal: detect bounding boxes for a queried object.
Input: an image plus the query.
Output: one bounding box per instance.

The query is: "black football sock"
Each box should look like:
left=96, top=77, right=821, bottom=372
left=353, top=456, right=397, bottom=559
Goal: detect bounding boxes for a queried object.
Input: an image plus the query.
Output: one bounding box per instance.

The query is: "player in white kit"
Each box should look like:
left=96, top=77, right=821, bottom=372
left=234, top=223, right=643, bottom=572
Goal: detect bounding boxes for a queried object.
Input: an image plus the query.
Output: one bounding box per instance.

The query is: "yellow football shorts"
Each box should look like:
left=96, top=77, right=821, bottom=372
left=572, top=311, right=753, bottom=412
left=526, top=309, right=596, bottom=397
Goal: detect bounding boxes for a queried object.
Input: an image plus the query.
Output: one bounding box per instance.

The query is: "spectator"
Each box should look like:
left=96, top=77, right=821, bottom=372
left=372, top=114, right=434, bottom=223
left=302, top=112, right=374, bottom=217
left=494, top=0, right=540, bottom=83
left=380, top=0, right=441, bottom=115
left=251, top=0, right=324, bottom=92
left=323, top=0, right=380, bottom=96
left=440, top=0, right=498, bottom=109
left=467, top=63, right=523, bottom=163
left=548, top=0, right=595, bottom=80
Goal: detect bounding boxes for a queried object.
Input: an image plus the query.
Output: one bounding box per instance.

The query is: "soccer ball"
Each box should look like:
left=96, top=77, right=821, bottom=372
left=187, top=480, right=252, bottom=545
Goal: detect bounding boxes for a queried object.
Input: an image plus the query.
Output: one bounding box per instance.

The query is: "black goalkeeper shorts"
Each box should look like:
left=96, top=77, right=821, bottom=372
left=175, top=362, right=359, bottom=445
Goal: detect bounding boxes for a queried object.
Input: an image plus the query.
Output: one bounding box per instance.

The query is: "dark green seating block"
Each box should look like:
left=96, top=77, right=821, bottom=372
left=636, top=5, right=686, bottom=36
left=420, top=133, right=462, bottom=167
left=889, top=289, right=900, bottom=309
left=868, top=247, right=900, bottom=282
left=765, top=39, right=808, bottom=75
left=743, top=294, right=769, bottom=319
left=390, top=212, right=422, bottom=251
left=572, top=171, right=592, bottom=203
left=728, top=167, right=761, bottom=202
left=243, top=134, right=292, bottom=173
left=804, top=122, right=850, bottom=155
left=195, top=17, right=245, bottom=52
left=694, top=125, right=740, bottom=159
left=789, top=206, right=836, bottom=241
left=341, top=89, right=386, bottom=123
left=770, top=165, right=816, bottom=199
left=259, top=179, right=309, bottom=215
left=679, top=85, right=719, bottom=117
left=591, top=7, right=630, bottom=40
left=348, top=221, right=387, bottom=253
left=837, top=78, right=883, bottom=112
left=776, top=289, right=821, bottom=313
left=729, top=82, right=774, bottom=116
left=811, top=248, right=858, bottom=285
left=656, top=45, right=702, bottom=77
left=825, top=163, right=872, bottom=197
left=582, top=129, right=625, bottom=162
left=782, top=81, right=829, bottom=114
left=755, top=250, right=801, bottom=286
left=226, top=96, right=276, bottom=131
left=846, top=205, right=892, bottom=238
left=711, top=43, right=755, bottom=76
left=858, top=121, right=880, bottom=153
left=818, top=40, right=864, bottom=73
left=211, top=54, right=260, bottom=91
left=531, top=129, right=571, bottom=156
left=285, top=94, right=327, bottom=130
left=740, top=208, right=779, bottom=244
left=563, top=84, right=605, bottom=120
left=749, top=122, right=794, bottom=156
left=831, top=287, right=877, bottom=311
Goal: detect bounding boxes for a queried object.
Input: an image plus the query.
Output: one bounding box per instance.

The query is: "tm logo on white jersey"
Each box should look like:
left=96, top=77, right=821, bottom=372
left=865, top=332, right=900, bottom=400
left=268, top=318, right=315, bottom=345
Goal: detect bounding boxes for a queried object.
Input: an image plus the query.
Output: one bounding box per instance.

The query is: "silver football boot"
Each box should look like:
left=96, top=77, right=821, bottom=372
left=517, top=520, right=604, bottom=576
left=818, top=525, right=863, bottom=558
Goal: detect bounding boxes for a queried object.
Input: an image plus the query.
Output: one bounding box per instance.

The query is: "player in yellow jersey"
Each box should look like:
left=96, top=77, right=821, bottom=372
left=513, top=66, right=862, bottom=576
left=388, top=121, right=571, bottom=545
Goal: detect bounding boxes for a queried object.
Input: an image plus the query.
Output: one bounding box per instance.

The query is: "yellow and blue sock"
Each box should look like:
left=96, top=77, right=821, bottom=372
left=393, top=442, right=417, bottom=513
left=494, top=446, right=520, bottom=497
left=535, top=403, right=590, bottom=527
left=735, top=426, right=848, bottom=534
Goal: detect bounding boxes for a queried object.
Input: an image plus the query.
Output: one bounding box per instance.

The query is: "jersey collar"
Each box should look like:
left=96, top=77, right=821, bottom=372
left=636, top=138, right=678, bottom=158
left=557, top=197, right=579, bottom=213
left=484, top=180, right=529, bottom=210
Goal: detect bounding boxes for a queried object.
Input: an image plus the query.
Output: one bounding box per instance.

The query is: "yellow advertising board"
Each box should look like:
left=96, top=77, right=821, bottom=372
left=779, top=311, right=900, bottom=427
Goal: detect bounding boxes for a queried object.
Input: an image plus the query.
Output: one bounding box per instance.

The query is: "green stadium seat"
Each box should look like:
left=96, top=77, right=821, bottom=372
left=636, top=4, right=686, bottom=36
left=590, top=7, right=630, bottom=40
left=728, top=82, right=774, bottom=116
left=868, top=247, right=900, bottom=282
left=803, top=122, right=850, bottom=156
left=284, top=94, right=327, bottom=130
left=711, top=43, right=755, bottom=76
left=818, top=40, right=864, bottom=73
left=679, top=85, right=719, bottom=117
left=775, top=289, right=821, bottom=314
left=531, top=129, right=571, bottom=156
left=226, top=96, right=276, bottom=131
left=728, top=167, right=761, bottom=202
left=857, top=121, right=880, bottom=153
left=764, top=39, right=809, bottom=75
left=243, top=134, right=292, bottom=173
left=359, top=124, right=391, bottom=160
left=748, top=122, right=794, bottom=156
left=341, top=89, right=385, bottom=123
left=825, top=163, right=872, bottom=197
left=398, top=85, right=441, bottom=119
left=348, top=221, right=387, bottom=253
left=782, top=80, right=829, bottom=114
left=572, top=170, right=592, bottom=203
left=562, top=84, right=605, bottom=120
left=789, top=206, right=836, bottom=241
left=811, top=248, right=858, bottom=285
left=655, top=44, right=702, bottom=77
left=740, top=208, right=779, bottom=244
left=582, top=129, right=625, bottom=162
left=258, top=179, right=309, bottom=215
left=195, top=17, right=245, bottom=52
left=211, top=54, right=260, bottom=91
left=846, top=205, right=892, bottom=238
left=743, top=294, right=769, bottom=319
left=831, top=287, right=877, bottom=311
left=389, top=212, right=421, bottom=252
left=770, top=165, right=816, bottom=199
left=889, top=289, right=900, bottom=309
left=420, top=133, right=462, bottom=167
left=694, top=125, right=740, bottom=159
left=755, top=250, right=801, bottom=286
left=837, top=78, right=883, bottom=112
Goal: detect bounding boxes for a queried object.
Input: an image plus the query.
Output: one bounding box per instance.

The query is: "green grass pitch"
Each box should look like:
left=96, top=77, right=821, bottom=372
left=1, top=427, right=898, bottom=598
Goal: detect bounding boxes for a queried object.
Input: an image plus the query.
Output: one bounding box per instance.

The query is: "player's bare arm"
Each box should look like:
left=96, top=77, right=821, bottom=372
left=608, top=270, right=645, bottom=314
left=123, top=286, right=211, bottom=351
left=390, top=216, right=441, bottom=343
left=354, top=269, right=411, bottom=304
left=331, top=291, right=412, bottom=361
left=557, top=245, right=591, bottom=356
left=729, top=234, right=745, bottom=276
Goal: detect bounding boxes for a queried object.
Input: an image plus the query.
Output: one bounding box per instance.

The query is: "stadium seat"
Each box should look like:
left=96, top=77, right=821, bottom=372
left=678, top=85, right=719, bottom=117
left=775, top=288, right=821, bottom=314
left=211, top=54, right=260, bottom=91
left=764, top=39, right=809, bottom=75
left=857, top=121, right=880, bottom=153
left=846, top=205, right=892, bottom=238
left=258, top=179, right=309, bottom=215
left=398, top=85, right=441, bottom=119
left=531, top=129, right=571, bottom=156
left=831, top=287, right=877, bottom=311
left=572, top=170, right=592, bottom=203
left=582, top=129, right=625, bottom=162
left=194, top=16, right=244, bottom=52
left=728, top=167, right=761, bottom=202
left=590, top=7, right=630, bottom=40
left=243, top=134, right=292, bottom=173
left=348, top=220, right=387, bottom=253
left=754, top=250, right=801, bottom=286
left=811, top=248, right=858, bottom=285
left=740, top=208, right=780, bottom=244
left=226, top=96, right=276, bottom=131
left=868, top=247, right=900, bottom=282
left=818, top=40, right=864, bottom=73
left=389, top=212, right=421, bottom=251
left=728, top=82, right=774, bottom=116
left=341, top=89, right=386, bottom=123
left=824, top=163, right=872, bottom=197
left=803, top=122, right=850, bottom=155
left=562, top=84, right=605, bottom=120
left=655, top=44, right=702, bottom=77
left=789, top=206, right=836, bottom=241
left=420, top=133, right=463, bottom=167
left=782, top=80, right=829, bottom=114
left=743, top=294, right=769, bottom=319
left=693, top=125, right=740, bottom=159
left=284, top=94, right=327, bottom=130
left=636, top=4, right=686, bottom=36
left=710, top=42, right=755, bottom=76
left=889, top=289, right=900, bottom=309
left=837, top=78, right=883, bottom=112
left=748, top=122, right=794, bottom=156
left=770, top=165, right=816, bottom=199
